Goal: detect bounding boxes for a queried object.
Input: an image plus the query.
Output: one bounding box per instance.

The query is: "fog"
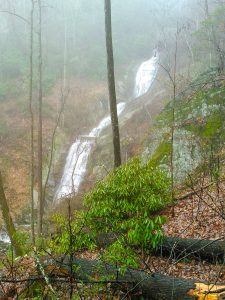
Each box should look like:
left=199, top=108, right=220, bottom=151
left=0, top=0, right=214, bottom=90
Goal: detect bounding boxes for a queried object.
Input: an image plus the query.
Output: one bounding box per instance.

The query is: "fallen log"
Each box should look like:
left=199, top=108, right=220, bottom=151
left=44, top=257, right=225, bottom=299
left=97, top=234, right=225, bottom=263
left=1, top=256, right=225, bottom=299
left=156, top=236, right=225, bottom=263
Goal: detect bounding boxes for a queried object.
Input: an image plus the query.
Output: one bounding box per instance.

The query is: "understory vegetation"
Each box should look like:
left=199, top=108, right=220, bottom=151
left=50, top=158, right=171, bottom=267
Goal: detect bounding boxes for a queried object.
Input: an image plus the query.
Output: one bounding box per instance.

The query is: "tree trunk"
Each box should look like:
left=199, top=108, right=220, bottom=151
left=204, top=0, right=209, bottom=17
left=156, top=236, right=225, bottom=263
left=0, top=171, right=23, bottom=256
left=44, top=257, right=225, bottom=300
left=97, top=234, right=225, bottom=263
left=204, top=0, right=225, bottom=74
left=37, top=0, right=43, bottom=236
left=29, top=0, right=35, bottom=245
left=104, top=0, right=122, bottom=168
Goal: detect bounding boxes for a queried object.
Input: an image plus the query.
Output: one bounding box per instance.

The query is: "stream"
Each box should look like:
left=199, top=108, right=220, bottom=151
left=0, top=50, right=159, bottom=244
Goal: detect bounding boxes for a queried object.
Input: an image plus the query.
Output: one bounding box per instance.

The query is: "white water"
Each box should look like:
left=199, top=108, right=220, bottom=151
left=55, top=51, right=159, bottom=201
left=135, top=50, right=159, bottom=98
left=55, top=102, right=126, bottom=200
left=0, top=230, right=10, bottom=244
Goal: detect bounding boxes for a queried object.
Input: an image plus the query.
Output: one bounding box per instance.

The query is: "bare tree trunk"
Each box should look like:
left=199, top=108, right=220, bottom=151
left=170, top=29, right=179, bottom=216
left=204, top=0, right=209, bottom=16
left=205, top=0, right=225, bottom=73
left=29, top=0, right=35, bottom=245
left=43, top=91, right=67, bottom=205
left=104, top=0, right=122, bottom=168
left=60, top=0, right=68, bottom=128
left=184, top=31, right=194, bottom=64
left=37, top=0, right=43, bottom=236
left=0, top=171, right=23, bottom=257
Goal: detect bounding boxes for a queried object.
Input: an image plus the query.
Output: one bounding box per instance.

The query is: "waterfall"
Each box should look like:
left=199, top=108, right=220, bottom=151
left=0, top=230, right=10, bottom=244
left=135, top=50, right=159, bottom=98
left=54, top=51, right=159, bottom=201
left=54, top=102, right=126, bottom=201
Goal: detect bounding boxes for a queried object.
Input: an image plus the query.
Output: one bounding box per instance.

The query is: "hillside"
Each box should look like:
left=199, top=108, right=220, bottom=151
left=0, top=78, right=108, bottom=224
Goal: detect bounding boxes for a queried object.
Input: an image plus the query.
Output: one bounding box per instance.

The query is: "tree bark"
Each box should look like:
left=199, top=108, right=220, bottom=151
left=97, top=234, right=225, bottom=263
left=29, top=0, right=35, bottom=245
left=0, top=171, right=23, bottom=257
left=156, top=236, right=225, bottom=263
left=204, top=0, right=225, bottom=74
left=44, top=257, right=225, bottom=300
left=37, top=0, right=43, bottom=236
left=204, top=0, right=209, bottom=17
left=104, top=0, right=122, bottom=168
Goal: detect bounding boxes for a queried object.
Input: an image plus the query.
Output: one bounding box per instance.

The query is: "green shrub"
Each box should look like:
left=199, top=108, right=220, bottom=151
left=49, top=211, right=96, bottom=254
left=51, top=157, right=171, bottom=269
left=84, top=157, right=171, bottom=248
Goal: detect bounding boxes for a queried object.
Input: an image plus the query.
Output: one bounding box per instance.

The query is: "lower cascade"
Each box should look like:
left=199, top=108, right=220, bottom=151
left=0, top=230, right=10, bottom=244
left=54, top=102, right=126, bottom=201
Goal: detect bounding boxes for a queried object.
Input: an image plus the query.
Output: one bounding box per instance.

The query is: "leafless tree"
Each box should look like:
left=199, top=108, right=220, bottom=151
left=104, top=0, right=122, bottom=168
left=37, top=0, right=43, bottom=236
left=29, top=0, right=35, bottom=245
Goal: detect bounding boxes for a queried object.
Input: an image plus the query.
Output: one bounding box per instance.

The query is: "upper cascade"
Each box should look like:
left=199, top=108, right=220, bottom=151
left=135, top=50, right=159, bottom=98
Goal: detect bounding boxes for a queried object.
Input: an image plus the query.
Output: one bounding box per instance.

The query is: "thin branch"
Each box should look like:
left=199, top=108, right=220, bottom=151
left=0, top=10, right=30, bottom=25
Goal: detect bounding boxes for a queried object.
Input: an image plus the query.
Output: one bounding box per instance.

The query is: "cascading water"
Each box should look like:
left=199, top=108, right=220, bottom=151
left=135, top=50, right=159, bottom=98
left=54, top=50, right=159, bottom=201
left=0, top=230, right=10, bottom=245
left=54, top=102, right=126, bottom=201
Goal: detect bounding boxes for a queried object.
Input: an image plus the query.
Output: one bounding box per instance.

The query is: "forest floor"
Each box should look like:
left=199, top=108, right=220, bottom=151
left=0, top=177, right=224, bottom=299
left=77, top=177, right=225, bottom=283
left=150, top=178, right=225, bottom=283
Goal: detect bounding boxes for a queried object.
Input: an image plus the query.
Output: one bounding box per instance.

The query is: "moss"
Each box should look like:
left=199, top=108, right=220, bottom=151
left=146, top=79, right=224, bottom=181
left=202, top=113, right=224, bottom=139
left=150, top=140, right=171, bottom=167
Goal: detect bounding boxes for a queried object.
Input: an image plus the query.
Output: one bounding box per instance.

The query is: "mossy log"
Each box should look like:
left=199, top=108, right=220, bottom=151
left=97, top=234, right=225, bottom=263
left=45, top=257, right=225, bottom=299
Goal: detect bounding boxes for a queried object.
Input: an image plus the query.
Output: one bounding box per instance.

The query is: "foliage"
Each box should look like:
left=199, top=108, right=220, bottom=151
left=85, top=158, right=170, bottom=234
left=4, top=231, right=32, bottom=259
left=50, top=157, right=171, bottom=269
left=49, top=211, right=96, bottom=254
left=83, top=157, right=171, bottom=267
